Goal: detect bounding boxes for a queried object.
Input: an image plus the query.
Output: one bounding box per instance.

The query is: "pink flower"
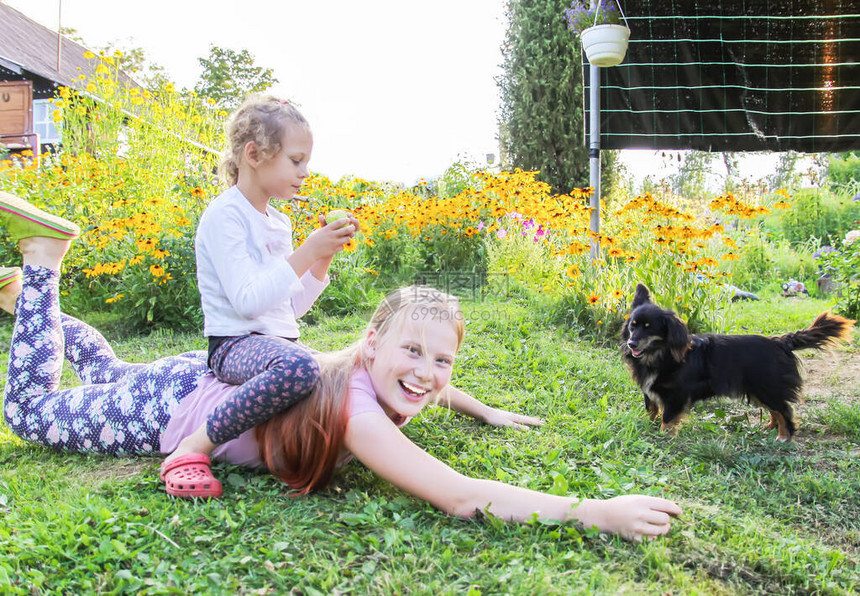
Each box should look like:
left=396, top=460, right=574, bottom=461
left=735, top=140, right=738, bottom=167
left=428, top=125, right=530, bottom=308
left=497, top=229, right=508, bottom=239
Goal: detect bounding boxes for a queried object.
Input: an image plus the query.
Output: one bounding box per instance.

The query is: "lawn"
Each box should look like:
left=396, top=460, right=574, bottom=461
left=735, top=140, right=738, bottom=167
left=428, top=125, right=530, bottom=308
left=1, top=293, right=858, bottom=594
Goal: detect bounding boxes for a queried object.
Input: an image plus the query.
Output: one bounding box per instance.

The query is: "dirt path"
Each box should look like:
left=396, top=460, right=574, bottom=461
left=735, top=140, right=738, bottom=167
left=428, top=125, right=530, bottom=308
left=799, top=347, right=860, bottom=408
left=791, top=345, right=860, bottom=447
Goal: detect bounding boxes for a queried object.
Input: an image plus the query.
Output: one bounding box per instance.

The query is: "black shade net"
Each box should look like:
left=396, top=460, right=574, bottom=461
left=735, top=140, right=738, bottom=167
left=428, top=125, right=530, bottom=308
left=583, top=0, right=860, bottom=151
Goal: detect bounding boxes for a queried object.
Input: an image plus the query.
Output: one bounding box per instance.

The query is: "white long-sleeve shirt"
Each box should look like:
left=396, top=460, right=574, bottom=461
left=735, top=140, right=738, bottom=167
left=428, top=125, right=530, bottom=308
left=195, top=185, right=328, bottom=338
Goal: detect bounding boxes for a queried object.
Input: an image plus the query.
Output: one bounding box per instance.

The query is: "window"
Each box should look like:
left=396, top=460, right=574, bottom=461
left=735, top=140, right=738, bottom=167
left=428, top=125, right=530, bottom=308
left=33, top=99, right=61, bottom=145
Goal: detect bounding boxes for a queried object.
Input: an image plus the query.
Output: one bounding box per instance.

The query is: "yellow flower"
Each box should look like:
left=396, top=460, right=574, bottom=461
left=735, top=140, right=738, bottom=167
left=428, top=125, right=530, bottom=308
left=83, top=51, right=96, bottom=59
left=587, top=292, right=601, bottom=305
left=566, top=264, right=580, bottom=279
left=105, top=294, right=125, bottom=304
left=150, top=264, right=165, bottom=277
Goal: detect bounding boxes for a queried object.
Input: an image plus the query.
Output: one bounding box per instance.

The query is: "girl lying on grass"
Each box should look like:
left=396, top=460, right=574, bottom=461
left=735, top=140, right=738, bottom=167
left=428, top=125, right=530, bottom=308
left=0, top=194, right=682, bottom=542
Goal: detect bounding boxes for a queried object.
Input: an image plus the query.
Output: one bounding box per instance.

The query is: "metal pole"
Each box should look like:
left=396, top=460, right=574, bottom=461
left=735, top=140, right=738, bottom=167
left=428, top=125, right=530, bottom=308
left=588, top=62, right=601, bottom=261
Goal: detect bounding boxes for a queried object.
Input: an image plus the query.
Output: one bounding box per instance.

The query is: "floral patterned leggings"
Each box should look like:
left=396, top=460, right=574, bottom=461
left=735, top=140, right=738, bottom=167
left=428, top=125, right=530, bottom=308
left=4, top=266, right=209, bottom=456
left=206, top=334, right=320, bottom=445
left=4, top=266, right=321, bottom=455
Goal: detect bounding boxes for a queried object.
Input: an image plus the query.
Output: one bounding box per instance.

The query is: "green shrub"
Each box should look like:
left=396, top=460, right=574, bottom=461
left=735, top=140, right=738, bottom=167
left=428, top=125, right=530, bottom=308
left=724, top=231, right=817, bottom=292
left=827, top=152, right=860, bottom=195
left=436, top=159, right=481, bottom=199
left=771, top=188, right=860, bottom=247
left=486, top=216, right=565, bottom=297
left=417, top=222, right=488, bottom=277
left=817, top=232, right=860, bottom=319
left=1, top=59, right=221, bottom=331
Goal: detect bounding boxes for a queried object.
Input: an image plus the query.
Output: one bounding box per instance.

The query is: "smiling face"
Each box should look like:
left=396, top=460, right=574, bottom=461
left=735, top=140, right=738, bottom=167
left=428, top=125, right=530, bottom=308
left=364, top=312, right=460, bottom=420
left=253, top=122, right=313, bottom=202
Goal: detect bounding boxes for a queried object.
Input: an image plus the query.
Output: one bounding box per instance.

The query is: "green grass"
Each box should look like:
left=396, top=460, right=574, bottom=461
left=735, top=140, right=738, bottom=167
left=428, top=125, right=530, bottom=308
left=1, top=295, right=858, bottom=594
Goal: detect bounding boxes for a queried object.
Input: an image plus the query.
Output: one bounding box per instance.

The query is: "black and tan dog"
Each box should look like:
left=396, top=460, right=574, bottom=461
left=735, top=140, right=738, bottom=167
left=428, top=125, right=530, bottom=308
left=620, top=283, right=855, bottom=441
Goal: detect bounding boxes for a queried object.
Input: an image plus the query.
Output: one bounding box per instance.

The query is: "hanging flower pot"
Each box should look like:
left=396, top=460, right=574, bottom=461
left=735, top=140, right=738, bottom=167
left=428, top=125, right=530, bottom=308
left=580, top=23, right=630, bottom=67
left=564, top=0, right=632, bottom=67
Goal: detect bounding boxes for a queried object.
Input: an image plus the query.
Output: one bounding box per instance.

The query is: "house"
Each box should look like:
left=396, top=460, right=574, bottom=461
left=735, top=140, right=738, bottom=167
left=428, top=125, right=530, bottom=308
left=0, top=3, right=135, bottom=154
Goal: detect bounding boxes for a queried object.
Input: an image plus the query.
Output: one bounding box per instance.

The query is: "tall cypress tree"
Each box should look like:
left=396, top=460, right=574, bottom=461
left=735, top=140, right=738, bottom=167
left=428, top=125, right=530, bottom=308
left=498, top=0, right=589, bottom=194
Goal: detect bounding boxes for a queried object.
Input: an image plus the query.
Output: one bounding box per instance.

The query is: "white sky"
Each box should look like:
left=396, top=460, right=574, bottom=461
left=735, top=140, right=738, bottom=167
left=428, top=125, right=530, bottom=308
left=8, top=0, right=510, bottom=185
left=8, top=0, right=788, bottom=190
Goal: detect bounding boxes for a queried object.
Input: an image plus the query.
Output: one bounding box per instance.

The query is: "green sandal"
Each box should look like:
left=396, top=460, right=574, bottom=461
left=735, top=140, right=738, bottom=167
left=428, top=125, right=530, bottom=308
left=0, top=266, right=22, bottom=290
left=0, top=191, right=80, bottom=242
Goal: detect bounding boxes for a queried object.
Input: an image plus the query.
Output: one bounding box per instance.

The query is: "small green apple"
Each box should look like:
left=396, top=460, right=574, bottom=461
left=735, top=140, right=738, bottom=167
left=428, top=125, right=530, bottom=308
left=326, top=209, right=351, bottom=225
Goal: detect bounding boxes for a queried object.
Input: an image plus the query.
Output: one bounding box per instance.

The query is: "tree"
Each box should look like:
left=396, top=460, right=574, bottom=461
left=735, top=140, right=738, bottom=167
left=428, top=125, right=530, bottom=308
left=498, top=0, right=589, bottom=194
left=671, top=150, right=716, bottom=199
left=194, top=46, right=278, bottom=111
left=767, top=151, right=803, bottom=191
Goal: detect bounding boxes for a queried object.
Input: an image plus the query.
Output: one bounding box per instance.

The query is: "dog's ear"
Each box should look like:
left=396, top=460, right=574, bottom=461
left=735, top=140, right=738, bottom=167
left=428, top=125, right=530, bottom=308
left=666, top=313, right=691, bottom=362
left=630, top=283, right=652, bottom=309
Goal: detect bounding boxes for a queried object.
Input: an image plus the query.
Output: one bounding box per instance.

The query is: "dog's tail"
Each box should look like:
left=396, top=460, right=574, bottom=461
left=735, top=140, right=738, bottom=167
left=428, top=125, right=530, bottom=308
left=778, top=312, right=856, bottom=351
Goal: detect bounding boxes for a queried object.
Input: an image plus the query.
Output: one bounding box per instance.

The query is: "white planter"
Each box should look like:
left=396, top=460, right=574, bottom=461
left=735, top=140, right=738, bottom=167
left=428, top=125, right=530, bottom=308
left=581, top=24, right=630, bottom=67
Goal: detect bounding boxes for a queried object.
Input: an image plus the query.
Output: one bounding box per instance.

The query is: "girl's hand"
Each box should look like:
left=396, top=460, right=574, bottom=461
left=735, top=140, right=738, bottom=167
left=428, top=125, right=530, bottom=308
left=483, top=407, right=544, bottom=430
left=575, top=495, right=682, bottom=542
left=321, top=213, right=361, bottom=234
left=303, top=216, right=357, bottom=258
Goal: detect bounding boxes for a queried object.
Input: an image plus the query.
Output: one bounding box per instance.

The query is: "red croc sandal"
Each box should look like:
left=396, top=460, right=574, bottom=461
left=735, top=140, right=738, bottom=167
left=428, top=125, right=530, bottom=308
left=160, top=453, right=223, bottom=499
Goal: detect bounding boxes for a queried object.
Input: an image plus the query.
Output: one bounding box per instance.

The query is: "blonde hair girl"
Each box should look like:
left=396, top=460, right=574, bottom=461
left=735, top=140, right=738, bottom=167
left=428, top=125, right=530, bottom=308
left=255, top=286, right=682, bottom=541
left=177, top=95, right=360, bottom=496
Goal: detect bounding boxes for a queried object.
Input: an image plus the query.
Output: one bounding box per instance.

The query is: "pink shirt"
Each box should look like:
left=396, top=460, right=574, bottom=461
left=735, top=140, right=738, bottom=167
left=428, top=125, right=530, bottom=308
left=159, top=369, right=409, bottom=468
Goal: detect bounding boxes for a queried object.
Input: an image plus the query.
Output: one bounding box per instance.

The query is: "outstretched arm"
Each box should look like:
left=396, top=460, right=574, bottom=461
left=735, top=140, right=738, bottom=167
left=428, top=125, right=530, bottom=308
left=437, top=385, right=544, bottom=430
left=344, top=412, right=681, bottom=542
